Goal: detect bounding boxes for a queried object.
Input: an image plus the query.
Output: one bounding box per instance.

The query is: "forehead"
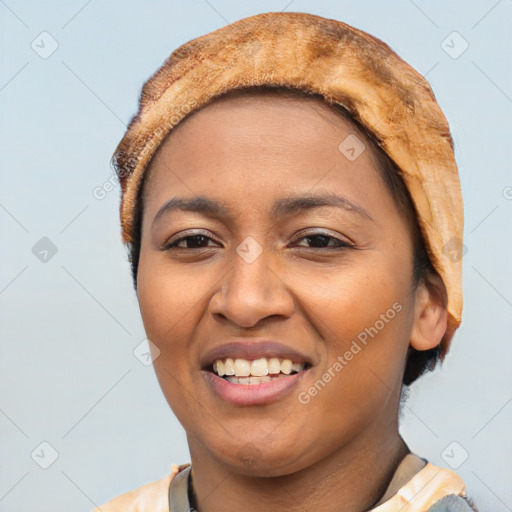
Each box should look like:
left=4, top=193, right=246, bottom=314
left=140, top=92, right=402, bottom=231
left=171, top=90, right=368, bottom=143
left=145, top=92, right=382, bottom=190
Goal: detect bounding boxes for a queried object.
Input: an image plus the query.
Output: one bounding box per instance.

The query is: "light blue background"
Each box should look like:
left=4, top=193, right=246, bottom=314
left=1, top=1, right=511, bottom=510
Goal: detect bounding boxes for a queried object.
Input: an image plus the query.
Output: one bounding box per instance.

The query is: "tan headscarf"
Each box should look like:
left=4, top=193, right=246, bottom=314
left=112, top=11, right=464, bottom=359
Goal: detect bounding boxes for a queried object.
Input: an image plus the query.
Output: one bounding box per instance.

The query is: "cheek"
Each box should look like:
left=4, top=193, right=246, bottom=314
left=136, top=258, right=210, bottom=421
left=297, top=255, right=411, bottom=345
left=137, top=254, right=210, bottom=343
left=293, top=257, right=413, bottom=407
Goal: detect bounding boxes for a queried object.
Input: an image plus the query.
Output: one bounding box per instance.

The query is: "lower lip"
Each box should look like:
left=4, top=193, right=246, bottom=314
left=203, top=370, right=310, bottom=405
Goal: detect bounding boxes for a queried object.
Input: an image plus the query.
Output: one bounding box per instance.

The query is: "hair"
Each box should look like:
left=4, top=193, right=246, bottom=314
left=125, top=85, right=442, bottom=386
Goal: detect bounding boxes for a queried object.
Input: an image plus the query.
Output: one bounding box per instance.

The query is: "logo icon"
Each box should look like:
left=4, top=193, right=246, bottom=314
left=31, top=441, right=59, bottom=469
left=236, top=237, right=263, bottom=264
left=31, top=32, right=59, bottom=59
left=441, top=441, right=469, bottom=469
left=237, top=442, right=263, bottom=468
left=441, top=32, right=469, bottom=59
left=32, top=237, right=58, bottom=263
left=443, top=237, right=467, bottom=262
left=338, top=134, right=366, bottom=161
left=133, top=338, right=161, bottom=366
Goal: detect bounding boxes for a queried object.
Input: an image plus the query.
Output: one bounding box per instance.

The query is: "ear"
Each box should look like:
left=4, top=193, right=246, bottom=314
left=409, top=270, right=448, bottom=351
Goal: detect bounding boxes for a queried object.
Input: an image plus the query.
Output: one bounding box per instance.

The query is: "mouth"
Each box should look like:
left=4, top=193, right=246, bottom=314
left=206, top=357, right=312, bottom=385
left=202, top=356, right=312, bottom=405
left=200, top=340, right=314, bottom=405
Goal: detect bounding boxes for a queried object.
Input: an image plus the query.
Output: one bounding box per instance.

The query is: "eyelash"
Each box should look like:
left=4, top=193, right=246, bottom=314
left=163, top=230, right=353, bottom=252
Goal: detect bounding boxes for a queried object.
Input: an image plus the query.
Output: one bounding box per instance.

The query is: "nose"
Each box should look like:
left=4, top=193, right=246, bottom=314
left=209, top=245, right=295, bottom=328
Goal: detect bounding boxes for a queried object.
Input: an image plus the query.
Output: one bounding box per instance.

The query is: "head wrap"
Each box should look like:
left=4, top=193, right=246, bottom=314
left=112, top=11, right=464, bottom=359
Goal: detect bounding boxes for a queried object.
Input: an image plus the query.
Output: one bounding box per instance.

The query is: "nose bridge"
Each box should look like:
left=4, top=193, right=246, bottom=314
left=211, top=236, right=293, bottom=327
left=232, top=235, right=271, bottom=295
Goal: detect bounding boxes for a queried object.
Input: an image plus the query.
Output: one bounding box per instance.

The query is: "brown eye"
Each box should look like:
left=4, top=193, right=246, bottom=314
left=295, top=232, right=352, bottom=250
left=165, top=234, right=218, bottom=250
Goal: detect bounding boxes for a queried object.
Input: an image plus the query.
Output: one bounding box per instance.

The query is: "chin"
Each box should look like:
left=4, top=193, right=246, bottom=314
left=205, top=438, right=309, bottom=476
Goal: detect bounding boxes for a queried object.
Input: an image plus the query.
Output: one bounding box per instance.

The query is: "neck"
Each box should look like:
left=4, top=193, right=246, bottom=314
left=187, top=424, right=410, bottom=512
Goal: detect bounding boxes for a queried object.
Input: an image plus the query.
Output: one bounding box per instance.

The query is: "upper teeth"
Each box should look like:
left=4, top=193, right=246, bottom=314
left=213, top=358, right=305, bottom=377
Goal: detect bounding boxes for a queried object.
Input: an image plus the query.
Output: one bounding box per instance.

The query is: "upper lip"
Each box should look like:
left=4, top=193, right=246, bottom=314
left=200, top=339, right=313, bottom=370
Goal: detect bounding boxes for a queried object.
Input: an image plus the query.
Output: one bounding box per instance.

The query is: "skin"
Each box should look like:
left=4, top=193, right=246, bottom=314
left=136, top=93, right=448, bottom=512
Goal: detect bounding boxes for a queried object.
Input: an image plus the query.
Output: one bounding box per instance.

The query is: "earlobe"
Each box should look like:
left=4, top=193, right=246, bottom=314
left=409, top=272, right=448, bottom=351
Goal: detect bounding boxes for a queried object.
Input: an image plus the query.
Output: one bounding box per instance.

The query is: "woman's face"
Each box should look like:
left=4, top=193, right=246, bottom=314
left=137, top=93, right=420, bottom=475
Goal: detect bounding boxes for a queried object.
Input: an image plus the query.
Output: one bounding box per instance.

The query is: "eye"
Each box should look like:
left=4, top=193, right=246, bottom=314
left=164, top=232, right=219, bottom=250
left=293, top=231, right=352, bottom=250
left=162, top=230, right=352, bottom=252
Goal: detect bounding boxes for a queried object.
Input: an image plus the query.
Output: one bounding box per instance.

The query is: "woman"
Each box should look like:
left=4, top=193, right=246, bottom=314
left=94, top=11, right=477, bottom=511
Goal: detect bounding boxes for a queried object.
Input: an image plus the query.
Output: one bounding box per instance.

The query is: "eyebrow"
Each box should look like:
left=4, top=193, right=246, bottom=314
left=152, top=192, right=374, bottom=226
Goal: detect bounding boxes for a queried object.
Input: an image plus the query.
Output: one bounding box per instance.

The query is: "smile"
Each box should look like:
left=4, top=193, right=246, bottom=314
left=204, top=357, right=311, bottom=405
left=200, top=340, right=313, bottom=405
left=211, top=357, right=307, bottom=385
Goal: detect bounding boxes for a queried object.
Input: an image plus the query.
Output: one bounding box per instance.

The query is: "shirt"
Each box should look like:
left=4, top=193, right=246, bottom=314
left=93, top=452, right=478, bottom=511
